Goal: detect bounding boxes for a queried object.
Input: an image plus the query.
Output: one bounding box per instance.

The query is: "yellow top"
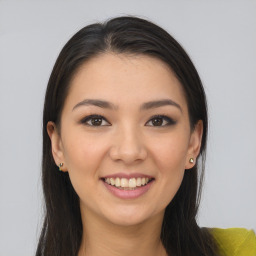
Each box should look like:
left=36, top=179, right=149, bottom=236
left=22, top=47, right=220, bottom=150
left=209, top=227, right=256, bottom=256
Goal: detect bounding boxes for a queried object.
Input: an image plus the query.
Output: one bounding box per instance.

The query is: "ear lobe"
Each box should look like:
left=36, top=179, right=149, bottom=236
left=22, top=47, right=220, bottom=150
left=47, top=121, right=67, bottom=172
left=185, top=120, right=203, bottom=169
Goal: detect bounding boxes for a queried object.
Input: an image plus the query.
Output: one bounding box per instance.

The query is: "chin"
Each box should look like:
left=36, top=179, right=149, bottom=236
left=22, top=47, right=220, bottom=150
left=102, top=205, right=162, bottom=227
left=108, top=215, right=149, bottom=227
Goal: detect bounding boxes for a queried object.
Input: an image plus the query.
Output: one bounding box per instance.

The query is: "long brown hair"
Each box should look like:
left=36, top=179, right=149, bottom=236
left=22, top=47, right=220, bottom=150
left=36, top=16, right=218, bottom=256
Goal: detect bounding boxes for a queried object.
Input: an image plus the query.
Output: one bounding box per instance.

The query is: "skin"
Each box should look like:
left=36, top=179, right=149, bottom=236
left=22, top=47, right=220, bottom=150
left=47, top=53, right=203, bottom=256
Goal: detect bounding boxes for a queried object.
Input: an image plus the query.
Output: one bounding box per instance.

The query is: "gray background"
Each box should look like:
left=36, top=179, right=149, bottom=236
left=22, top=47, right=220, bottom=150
left=0, top=0, right=255, bottom=255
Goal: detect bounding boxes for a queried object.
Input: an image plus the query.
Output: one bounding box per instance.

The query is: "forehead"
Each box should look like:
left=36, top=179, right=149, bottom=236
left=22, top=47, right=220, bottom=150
left=65, top=53, right=188, bottom=111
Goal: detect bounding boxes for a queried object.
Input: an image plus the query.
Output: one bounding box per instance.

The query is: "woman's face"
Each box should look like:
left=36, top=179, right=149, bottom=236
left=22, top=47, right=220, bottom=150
left=48, top=53, right=202, bottom=226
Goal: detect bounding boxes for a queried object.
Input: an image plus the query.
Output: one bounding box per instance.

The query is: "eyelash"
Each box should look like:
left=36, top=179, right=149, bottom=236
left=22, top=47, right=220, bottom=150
left=80, top=114, right=176, bottom=127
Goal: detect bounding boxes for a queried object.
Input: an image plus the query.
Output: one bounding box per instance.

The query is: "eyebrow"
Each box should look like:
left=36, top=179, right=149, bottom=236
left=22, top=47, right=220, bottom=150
left=72, top=98, right=182, bottom=112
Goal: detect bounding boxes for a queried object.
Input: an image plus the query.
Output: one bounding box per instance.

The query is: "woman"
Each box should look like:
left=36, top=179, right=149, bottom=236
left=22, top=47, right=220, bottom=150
left=36, top=16, right=256, bottom=256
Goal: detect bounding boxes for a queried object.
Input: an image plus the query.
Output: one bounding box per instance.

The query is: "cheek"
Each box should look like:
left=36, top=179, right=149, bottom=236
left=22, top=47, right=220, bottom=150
left=61, top=131, right=108, bottom=189
left=62, top=133, right=107, bottom=202
left=63, top=131, right=102, bottom=165
left=158, top=140, right=186, bottom=189
left=151, top=132, right=189, bottom=173
left=149, top=132, right=188, bottom=206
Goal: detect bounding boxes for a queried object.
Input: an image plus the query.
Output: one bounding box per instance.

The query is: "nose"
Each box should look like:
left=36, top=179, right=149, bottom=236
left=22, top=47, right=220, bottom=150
left=109, top=124, right=147, bottom=164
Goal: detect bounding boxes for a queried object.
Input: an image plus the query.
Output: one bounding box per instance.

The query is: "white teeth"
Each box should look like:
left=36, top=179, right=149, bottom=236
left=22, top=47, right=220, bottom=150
left=104, top=177, right=152, bottom=189
left=110, top=178, right=115, bottom=186
left=136, top=177, right=142, bottom=187
left=121, top=178, right=128, bottom=187
left=129, top=178, right=136, bottom=188
left=115, top=177, right=120, bottom=187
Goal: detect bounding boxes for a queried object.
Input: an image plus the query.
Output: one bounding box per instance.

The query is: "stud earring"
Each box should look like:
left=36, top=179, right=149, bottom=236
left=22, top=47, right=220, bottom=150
left=189, top=158, right=194, bottom=163
left=58, top=163, right=64, bottom=171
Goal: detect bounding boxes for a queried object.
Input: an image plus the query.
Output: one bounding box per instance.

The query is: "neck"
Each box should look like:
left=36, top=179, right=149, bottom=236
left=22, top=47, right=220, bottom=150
left=78, top=207, right=167, bottom=256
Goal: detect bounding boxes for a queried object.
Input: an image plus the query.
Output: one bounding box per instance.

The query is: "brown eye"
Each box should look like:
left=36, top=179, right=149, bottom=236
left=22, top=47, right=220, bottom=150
left=152, top=117, right=164, bottom=126
left=80, top=115, right=111, bottom=126
left=146, top=115, right=176, bottom=127
left=91, top=117, right=103, bottom=126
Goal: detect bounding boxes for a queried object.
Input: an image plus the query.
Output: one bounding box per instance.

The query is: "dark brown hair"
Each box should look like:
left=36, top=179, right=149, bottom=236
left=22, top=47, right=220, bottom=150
left=36, top=16, right=218, bottom=256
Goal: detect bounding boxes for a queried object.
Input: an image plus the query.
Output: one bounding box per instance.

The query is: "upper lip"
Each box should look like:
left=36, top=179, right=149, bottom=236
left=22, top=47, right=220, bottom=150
left=101, top=173, right=154, bottom=179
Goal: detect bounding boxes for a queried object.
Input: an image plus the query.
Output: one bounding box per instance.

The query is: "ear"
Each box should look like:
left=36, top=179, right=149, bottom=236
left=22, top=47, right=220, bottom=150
left=185, top=120, right=203, bottom=169
left=47, top=121, right=68, bottom=172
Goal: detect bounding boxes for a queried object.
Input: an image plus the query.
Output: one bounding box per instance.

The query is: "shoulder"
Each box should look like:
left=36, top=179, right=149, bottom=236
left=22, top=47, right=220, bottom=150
left=208, top=227, right=256, bottom=256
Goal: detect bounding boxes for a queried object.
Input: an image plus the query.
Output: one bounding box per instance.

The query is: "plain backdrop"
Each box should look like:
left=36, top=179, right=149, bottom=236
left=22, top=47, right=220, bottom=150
left=0, top=1, right=255, bottom=255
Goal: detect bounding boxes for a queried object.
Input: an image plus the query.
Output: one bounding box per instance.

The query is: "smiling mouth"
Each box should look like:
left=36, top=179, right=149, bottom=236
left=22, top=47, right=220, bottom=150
left=102, top=177, right=154, bottom=190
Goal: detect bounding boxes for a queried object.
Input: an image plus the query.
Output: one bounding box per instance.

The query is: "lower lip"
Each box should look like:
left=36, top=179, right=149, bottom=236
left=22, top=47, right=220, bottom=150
left=102, top=180, right=154, bottom=199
